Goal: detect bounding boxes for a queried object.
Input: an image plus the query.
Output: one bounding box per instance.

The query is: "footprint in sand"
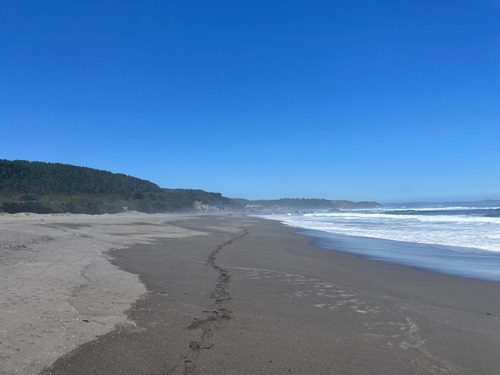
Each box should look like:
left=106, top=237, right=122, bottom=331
left=239, top=268, right=380, bottom=315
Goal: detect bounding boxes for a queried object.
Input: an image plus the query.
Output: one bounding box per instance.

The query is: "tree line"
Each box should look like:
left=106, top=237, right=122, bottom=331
left=0, top=160, right=237, bottom=214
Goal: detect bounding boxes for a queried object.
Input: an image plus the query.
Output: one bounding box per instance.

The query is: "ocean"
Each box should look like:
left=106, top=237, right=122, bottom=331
left=261, top=207, right=500, bottom=282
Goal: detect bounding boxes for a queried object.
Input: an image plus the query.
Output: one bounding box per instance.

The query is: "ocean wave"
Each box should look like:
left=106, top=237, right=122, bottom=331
left=263, top=212, right=500, bottom=253
left=379, top=206, right=500, bottom=212
left=304, top=212, right=500, bottom=225
left=484, top=209, right=500, bottom=218
left=382, top=208, right=498, bottom=217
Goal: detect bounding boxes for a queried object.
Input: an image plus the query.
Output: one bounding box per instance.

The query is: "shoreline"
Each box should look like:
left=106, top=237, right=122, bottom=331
left=39, top=215, right=500, bottom=375
left=257, top=213, right=500, bottom=283
left=297, top=227, right=500, bottom=283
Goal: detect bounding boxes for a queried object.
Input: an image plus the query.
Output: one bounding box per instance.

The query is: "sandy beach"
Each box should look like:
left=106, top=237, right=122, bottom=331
left=2, top=214, right=500, bottom=374
left=0, top=213, right=204, bottom=375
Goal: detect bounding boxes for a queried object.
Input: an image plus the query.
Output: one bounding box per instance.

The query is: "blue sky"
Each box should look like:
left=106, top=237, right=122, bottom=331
left=1, top=0, right=499, bottom=202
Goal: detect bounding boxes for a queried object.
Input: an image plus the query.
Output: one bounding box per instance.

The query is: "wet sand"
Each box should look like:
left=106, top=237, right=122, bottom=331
left=2, top=215, right=500, bottom=374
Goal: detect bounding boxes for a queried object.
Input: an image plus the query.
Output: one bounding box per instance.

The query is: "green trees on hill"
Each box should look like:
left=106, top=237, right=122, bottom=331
left=0, top=160, right=237, bottom=214
left=0, top=160, right=380, bottom=215
left=0, top=160, right=160, bottom=196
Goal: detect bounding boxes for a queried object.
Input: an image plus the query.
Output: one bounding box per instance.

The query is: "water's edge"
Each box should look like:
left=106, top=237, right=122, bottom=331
left=286, top=224, right=500, bottom=283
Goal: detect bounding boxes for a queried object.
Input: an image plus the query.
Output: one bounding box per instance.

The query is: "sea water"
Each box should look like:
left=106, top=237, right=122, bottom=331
left=261, top=207, right=500, bottom=282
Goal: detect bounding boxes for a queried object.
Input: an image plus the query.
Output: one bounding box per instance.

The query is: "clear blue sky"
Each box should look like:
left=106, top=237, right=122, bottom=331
left=1, top=1, right=499, bottom=202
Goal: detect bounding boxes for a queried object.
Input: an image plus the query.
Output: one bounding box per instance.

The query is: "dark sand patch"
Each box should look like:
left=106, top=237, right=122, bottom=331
left=52, top=223, right=93, bottom=229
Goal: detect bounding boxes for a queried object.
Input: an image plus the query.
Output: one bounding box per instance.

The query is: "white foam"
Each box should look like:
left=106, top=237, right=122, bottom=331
left=304, top=212, right=500, bottom=225
left=264, top=211, right=500, bottom=253
left=378, top=206, right=500, bottom=211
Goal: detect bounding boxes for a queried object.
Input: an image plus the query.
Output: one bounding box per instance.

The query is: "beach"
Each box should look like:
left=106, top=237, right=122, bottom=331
left=1, top=214, right=500, bottom=374
left=0, top=213, right=203, bottom=374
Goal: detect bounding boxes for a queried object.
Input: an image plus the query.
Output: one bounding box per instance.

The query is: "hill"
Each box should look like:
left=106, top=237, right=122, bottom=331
left=239, top=198, right=380, bottom=214
left=0, top=160, right=238, bottom=214
left=0, top=160, right=381, bottom=215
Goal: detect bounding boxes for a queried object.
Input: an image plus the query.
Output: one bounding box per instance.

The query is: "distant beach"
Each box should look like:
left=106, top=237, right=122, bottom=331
left=1, top=214, right=500, bottom=374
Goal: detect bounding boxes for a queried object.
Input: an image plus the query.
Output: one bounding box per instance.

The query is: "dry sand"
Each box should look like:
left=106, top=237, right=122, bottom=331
left=2, top=214, right=500, bottom=375
left=0, top=213, right=205, bottom=375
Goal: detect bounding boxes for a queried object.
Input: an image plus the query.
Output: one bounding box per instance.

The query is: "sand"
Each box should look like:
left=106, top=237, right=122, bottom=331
left=2, top=214, right=500, bottom=374
left=0, top=213, right=205, bottom=375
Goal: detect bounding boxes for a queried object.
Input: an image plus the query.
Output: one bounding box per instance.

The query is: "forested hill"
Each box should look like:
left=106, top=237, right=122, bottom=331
left=0, top=160, right=380, bottom=215
left=248, top=198, right=380, bottom=210
left=0, top=160, right=237, bottom=214
left=0, top=160, right=161, bottom=196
